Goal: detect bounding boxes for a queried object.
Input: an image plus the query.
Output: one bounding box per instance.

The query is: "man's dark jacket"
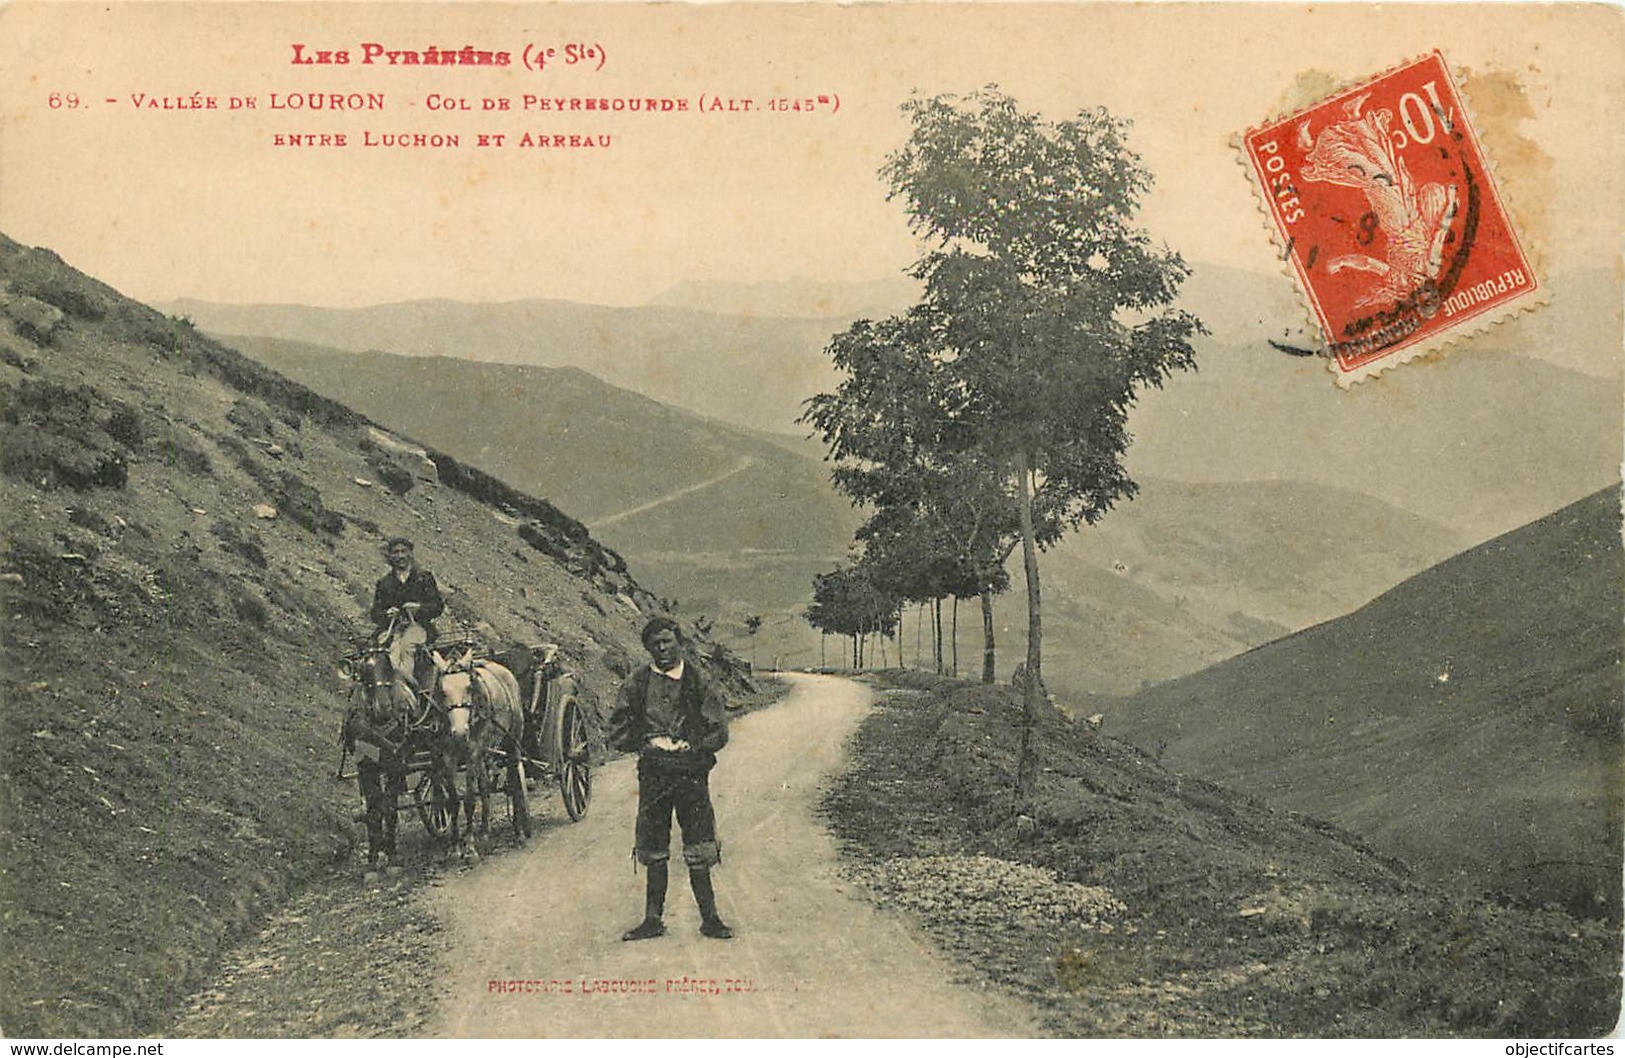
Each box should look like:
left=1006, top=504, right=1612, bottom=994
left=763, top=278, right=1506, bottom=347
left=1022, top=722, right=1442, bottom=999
left=370, top=567, right=445, bottom=640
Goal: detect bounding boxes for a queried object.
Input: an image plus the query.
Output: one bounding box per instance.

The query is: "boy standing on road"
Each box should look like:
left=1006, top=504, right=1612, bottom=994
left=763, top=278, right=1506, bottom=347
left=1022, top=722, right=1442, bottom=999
left=607, top=616, right=734, bottom=940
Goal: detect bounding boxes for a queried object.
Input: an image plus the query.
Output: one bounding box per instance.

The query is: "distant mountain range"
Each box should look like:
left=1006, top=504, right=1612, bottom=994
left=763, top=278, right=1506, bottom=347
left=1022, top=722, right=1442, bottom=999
left=163, top=296, right=845, bottom=437
left=1125, top=336, right=1621, bottom=543
left=648, top=275, right=921, bottom=319
left=164, top=265, right=1621, bottom=544
left=1107, top=486, right=1624, bottom=915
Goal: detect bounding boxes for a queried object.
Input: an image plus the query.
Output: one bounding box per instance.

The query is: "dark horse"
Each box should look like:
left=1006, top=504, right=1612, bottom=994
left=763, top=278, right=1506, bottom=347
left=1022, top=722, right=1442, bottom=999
left=342, top=629, right=448, bottom=871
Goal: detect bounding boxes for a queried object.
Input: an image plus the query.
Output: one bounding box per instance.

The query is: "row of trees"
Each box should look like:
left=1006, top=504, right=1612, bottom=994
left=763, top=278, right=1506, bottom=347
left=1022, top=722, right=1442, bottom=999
left=803, top=87, right=1203, bottom=800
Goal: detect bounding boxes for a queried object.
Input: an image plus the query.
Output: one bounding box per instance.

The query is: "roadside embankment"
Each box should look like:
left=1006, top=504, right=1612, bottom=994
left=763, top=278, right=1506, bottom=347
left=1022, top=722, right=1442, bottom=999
left=820, top=670, right=1621, bottom=1037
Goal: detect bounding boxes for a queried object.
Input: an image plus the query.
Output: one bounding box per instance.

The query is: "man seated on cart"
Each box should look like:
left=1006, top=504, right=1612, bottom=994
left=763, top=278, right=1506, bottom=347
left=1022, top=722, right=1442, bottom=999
left=370, top=535, right=446, bottom=695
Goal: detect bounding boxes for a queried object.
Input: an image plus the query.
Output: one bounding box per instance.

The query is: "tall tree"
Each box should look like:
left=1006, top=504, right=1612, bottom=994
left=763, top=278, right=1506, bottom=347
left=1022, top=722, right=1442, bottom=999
left=854, top=473, right=1013, bottom=682
left=805, top=312, right=1026, bottom=683
left=882, top=87, right=1204, bottom=801
left=804, top=561, right=900, bottom=669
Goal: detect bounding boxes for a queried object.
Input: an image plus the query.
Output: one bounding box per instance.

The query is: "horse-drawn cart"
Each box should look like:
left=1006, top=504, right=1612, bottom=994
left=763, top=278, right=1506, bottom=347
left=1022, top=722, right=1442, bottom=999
left=340, top=629, right=592, bottom=866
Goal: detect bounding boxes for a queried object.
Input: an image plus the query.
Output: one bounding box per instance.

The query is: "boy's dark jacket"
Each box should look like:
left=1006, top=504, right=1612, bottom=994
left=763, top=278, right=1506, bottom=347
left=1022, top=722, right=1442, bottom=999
left=606, top=661, right=729, bottom=774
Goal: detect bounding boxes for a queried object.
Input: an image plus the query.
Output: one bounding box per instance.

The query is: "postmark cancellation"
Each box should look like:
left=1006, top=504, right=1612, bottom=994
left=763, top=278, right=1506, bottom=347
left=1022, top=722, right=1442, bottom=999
left=1242, top=51, right=1541, bottom=385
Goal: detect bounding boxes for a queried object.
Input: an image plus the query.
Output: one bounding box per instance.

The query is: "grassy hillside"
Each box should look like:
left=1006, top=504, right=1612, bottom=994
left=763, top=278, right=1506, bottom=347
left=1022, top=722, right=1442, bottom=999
left=216, top=337, right=858, bottom=537
left=1108, top=487, right=1623, bottom=917
left=0, top=236, right=730, bottom=1036
left=825, top=672, right=1620, bottom=1036
left=1035, top=479, right=1465, bottom=697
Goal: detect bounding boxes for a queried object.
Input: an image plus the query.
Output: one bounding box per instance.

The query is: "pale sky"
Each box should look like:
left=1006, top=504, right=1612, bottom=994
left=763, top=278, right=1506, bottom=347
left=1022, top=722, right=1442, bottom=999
left=1, top=2, right=1621, bottom=308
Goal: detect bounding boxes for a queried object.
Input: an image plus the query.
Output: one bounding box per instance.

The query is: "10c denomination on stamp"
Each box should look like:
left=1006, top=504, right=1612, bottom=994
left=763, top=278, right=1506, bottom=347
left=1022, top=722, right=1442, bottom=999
left=1243, top=51, right=1538, bottom=384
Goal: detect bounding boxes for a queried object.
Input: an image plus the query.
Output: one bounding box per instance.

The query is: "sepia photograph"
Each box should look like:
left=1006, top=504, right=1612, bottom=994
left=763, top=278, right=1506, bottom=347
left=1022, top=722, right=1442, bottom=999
left=0, top=1, right=1620, bottom=1041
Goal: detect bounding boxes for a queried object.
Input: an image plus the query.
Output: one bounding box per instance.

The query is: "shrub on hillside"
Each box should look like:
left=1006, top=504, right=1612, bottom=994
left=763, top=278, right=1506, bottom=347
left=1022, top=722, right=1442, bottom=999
left=9, top=273, right=111, bottom=321
left=275, top=472, right=343, bottom=536
left=66, top=505, right=113, bottom=536
left=216, top=435, right=277, bottom=493
left=210, top=521, right=268, bottom=569
left=0, top=426, right=127, bottom=490
left=4, top=294, right=65, bottom=345
left=155, top=426, right=214, bottom=477
left=367, top=456, right=415, bottom=496
left=226, top=400, right=276, bottom=440
left=0, top=379, right=140, bottom=490
left=1, top=341, right=39, bottom=372
left=231, top=586, right=271, bottom=629
left=105, top=403, right=145, bottom=450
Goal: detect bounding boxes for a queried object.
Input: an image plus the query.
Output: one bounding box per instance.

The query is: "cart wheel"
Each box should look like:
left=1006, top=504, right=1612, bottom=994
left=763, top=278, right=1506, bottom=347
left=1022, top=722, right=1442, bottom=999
left=552, top=695, right=591, bottom=821
left=414, top=769, right=451, bottom=838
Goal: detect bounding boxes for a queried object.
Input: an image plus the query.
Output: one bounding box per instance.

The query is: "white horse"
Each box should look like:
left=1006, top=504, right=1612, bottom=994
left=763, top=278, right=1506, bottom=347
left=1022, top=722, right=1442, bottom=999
left=433, top=647, right=530, bottom=857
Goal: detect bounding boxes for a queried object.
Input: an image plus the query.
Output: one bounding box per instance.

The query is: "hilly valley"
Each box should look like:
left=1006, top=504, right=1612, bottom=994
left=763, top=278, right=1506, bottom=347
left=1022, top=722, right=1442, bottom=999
left=220, top=335, right=1481, bottom=693
left=1034, top=479, right=1466, bottom=698
left=164, top=267, right=1623, bottom=550
left=1107, top=486, right=1624, bottom=918
left=168, top=266, right=1622, bottom=684
left=4, top=237, right=1620, bottom=1040
left=0, top=236, right=746, bottom=1036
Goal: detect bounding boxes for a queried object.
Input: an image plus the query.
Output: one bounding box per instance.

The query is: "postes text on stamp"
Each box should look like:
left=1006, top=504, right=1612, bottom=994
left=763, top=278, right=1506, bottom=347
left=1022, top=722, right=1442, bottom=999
left=1243, top=51, right=1538, bottom=384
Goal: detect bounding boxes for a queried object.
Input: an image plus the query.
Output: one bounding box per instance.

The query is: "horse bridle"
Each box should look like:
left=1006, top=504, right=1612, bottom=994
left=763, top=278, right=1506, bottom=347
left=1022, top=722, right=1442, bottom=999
left=353, top=647, right=442, bottom=735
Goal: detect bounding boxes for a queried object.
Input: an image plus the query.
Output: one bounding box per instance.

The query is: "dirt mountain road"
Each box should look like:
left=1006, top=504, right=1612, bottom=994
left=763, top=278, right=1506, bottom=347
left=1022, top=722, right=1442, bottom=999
left=426, top=672, right=1038, bottom=1037
left=587, top=456, right=758, bottom=530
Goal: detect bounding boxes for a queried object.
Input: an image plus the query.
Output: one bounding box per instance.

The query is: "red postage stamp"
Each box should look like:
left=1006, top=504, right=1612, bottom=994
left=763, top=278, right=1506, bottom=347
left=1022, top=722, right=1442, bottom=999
left=1243, top=51, right=1539, bottom=384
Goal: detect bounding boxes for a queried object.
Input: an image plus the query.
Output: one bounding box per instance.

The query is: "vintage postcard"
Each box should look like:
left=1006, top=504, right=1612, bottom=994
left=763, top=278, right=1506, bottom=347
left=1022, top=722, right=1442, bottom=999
left=1, top=1, right=1620, bottom=1043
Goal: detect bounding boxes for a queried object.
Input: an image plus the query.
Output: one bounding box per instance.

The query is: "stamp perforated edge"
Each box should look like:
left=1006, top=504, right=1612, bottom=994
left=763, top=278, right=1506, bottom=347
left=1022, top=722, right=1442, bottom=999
left=1234, top=49, right=1550, bottom=387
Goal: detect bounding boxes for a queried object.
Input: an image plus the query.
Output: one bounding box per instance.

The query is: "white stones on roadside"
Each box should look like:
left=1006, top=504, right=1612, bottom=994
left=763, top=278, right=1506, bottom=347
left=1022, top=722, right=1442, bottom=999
left=853, top=854, right=1128, bottom=931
